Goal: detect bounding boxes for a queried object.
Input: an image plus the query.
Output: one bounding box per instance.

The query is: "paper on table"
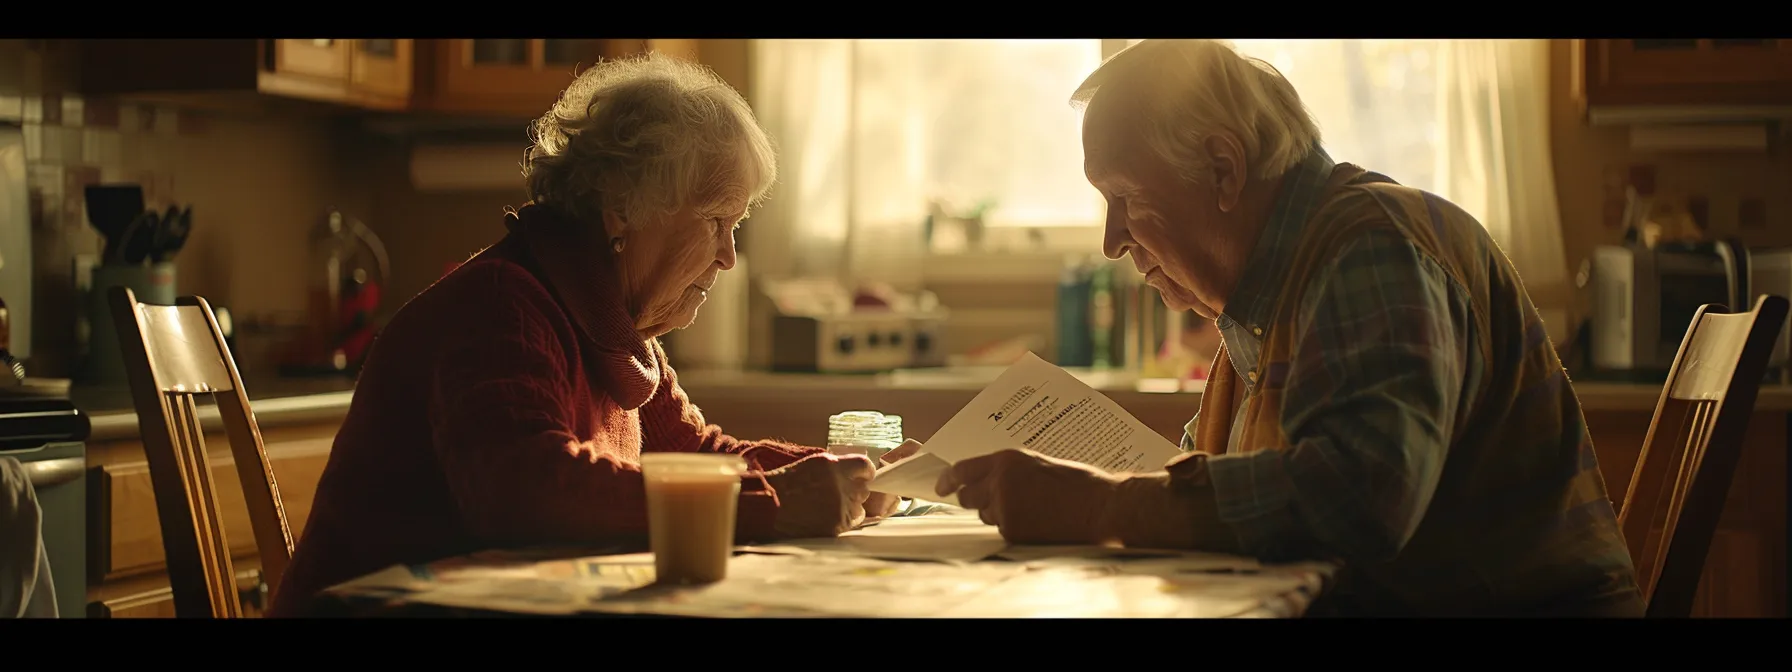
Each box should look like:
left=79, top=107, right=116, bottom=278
left=780, top=512, right=1008, bottom=563
left=404, top=578, right=600, bottom=615
left=588, top=553, right=1028, bottom=618
left=992, top=544, right=1263, bottom=572
left=871, top=452, right=959, bottom=506
left=327, top=565, right=425, bottom=594
left=916, top=352, right=1183, bottom=472
left=400, top=555, right=657, bottom=615
left=936, top=568, right=1268, bottom=618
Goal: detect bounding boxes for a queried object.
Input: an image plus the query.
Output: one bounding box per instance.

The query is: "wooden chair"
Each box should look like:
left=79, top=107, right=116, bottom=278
left=1617, top=294, right=1789, bottom=618
left=108, top=287, right=296, bottom=618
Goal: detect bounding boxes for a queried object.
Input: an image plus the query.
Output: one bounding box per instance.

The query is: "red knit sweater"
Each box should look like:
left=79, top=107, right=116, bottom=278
left=267, top=205, right=822, bottom=617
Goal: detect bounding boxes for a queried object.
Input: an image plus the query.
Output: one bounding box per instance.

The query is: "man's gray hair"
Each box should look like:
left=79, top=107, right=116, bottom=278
left=524, top=51, right=777, bottom=228
left=1071, top=39, right=1321, bottom=183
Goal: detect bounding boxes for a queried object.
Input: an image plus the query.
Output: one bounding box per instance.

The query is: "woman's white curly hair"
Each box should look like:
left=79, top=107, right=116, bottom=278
left=524, top=51, right=777, bottom=229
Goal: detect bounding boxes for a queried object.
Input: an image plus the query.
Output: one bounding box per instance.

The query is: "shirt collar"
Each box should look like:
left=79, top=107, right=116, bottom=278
left=1219, top=146, right=1337, bottom=339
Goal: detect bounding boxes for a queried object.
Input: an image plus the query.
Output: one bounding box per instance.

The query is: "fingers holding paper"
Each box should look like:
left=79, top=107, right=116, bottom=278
left=880, top=439, right=923, bottom=466
left=933, top=448, right=1123, bottom=545
left=863, top=439, right=926, bottom=521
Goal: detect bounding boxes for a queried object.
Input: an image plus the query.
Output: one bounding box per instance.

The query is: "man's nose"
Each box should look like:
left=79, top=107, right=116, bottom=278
left=1102, top=208, right=1129, bottom=261
left=717, top=233, right=738, bottom=271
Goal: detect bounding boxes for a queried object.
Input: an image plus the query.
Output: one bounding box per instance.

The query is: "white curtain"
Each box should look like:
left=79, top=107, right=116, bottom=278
left=748, top=40, right=931, bottom=292
left=748, top=40, right=1104, bottom=290
left=746, top=39, right=854, bottom=284
left=748, top=39, right=1571, bottom=313
left=1436, top=39, right=1571, bottom=305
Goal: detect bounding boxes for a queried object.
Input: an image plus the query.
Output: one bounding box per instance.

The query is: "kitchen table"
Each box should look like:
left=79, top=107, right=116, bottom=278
left=308, top=511, right=1337, bottom=618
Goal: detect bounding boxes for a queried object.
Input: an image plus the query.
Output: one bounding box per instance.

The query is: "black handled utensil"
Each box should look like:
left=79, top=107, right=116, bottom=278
left=116, top=210, right=161, bottom=265
left=86, top=184, right=145, bottom=264
left=153, top=205, right=193, bottom=263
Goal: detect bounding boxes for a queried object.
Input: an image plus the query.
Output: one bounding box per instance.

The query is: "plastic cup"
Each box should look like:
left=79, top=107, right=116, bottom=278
left=641, top=453, right=747, bottom=584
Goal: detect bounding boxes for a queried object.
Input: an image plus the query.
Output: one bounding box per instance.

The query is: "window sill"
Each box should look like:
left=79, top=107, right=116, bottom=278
left=922, top=225, right=1110, bottom=284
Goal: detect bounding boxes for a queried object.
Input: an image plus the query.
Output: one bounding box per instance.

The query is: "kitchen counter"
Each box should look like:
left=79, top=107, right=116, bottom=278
left=71, top=367, right=1792, bottom=442
left=672, top=369, right=1792, bottom=413
left=74, top=375, right=357, bottom=442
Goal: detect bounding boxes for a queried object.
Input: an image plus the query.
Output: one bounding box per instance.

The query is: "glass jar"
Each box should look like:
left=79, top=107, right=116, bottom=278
left=827, top=411, right=904, bottom=464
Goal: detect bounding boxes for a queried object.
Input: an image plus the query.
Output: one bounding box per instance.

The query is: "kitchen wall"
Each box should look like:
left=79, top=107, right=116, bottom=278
left=344, top=39, right=753, bottom=316
left=5, top=39, right=1785, bottom=378
left=0, top=39, right=356, bottom=378
left=341, top=136, right=522, bottom=310
left=1547, top=39, right=1791, bottom=320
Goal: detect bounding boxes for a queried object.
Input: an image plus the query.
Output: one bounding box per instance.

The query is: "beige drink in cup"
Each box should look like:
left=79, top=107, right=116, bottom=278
left=641, top=453, right=746, bottom=584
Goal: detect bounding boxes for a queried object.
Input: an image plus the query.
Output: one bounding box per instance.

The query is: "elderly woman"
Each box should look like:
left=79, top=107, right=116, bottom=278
left=268, top=53, right=911, bottom=617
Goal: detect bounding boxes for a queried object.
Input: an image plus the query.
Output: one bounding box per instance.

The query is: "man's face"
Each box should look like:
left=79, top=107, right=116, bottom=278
left=1082, top=100, right=1236, bottom=319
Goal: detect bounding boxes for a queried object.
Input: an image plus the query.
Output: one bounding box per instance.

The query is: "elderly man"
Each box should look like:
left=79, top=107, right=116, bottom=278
left=934, top=39, right=1644, bottom=618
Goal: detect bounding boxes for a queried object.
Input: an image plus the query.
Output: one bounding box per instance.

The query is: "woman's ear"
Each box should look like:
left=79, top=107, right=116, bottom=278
left=601, top=209, right=629, bottom=241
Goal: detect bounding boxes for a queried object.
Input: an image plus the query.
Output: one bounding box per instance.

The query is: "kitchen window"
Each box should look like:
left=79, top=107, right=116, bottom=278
left=1134, top=39, right=1447, bottom=197
left=851, top=39, right=1107, bottom=231
left=749, top=39, right=1563, bottom=295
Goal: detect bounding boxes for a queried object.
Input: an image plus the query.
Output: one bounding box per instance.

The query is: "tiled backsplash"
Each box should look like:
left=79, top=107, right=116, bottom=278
left=2, top=39, right=355, bottom=378
left=1544, top=41, right=1792, bottom=325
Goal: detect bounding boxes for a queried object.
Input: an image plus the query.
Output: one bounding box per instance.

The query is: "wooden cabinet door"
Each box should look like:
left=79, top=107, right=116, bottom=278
left=1604, top=39, right=1792, bottom=87
left=272, top=39, right=351, bottom=81
left=543, top=39, right=609, bottom=72
left=423, top=39, right=608, bottom=117
left=88, top=431, right=334, bottom=582
left=646, top=39, right=699, bottom=62
left=349, top=38, right=414, bottom=100
left=90, top=566, right=269, bottom=618
left=1585, top=39, right=1792, bottom=106
left=440, top=39, right=601, bottom=98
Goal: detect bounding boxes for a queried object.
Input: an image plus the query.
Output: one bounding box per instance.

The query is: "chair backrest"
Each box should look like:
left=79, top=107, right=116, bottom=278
left=108, top=287, right=296, bottom=618
left=1617, top=294, right=1789, bottom=618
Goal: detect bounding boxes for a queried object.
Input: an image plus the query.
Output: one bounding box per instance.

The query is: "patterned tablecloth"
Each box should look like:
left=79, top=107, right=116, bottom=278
left=314, top=512, right=1337, bottom=618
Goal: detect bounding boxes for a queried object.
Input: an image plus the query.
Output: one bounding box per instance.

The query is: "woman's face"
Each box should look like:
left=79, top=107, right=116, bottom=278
left=609, top=193, right=746, bottom=340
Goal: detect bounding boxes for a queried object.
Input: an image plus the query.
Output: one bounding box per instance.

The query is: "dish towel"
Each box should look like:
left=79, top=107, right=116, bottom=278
left=0, top=456, right=58, bottom=618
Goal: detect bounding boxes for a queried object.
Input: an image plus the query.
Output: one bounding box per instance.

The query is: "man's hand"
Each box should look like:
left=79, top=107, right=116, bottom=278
left=863, top=439, right=923, bottom=521
left=763, top=453, right=875, bottom=538
left=932, top=448, right=1123, bottom=544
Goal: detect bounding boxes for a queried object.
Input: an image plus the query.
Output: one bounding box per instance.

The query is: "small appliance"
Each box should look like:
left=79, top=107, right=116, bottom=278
left=280, top=209, right=389, bottom=376
left=1588, top=238, right=1755, bottom=376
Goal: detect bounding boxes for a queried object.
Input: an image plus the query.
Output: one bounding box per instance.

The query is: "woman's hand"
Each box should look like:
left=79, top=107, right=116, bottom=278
left=764, top=453, right=875, bottom=538
left=863, top=439, right=924, bottom=521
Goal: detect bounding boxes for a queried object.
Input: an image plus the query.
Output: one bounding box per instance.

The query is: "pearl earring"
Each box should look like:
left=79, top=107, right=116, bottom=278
left=611, top=237, right=625, bottom=253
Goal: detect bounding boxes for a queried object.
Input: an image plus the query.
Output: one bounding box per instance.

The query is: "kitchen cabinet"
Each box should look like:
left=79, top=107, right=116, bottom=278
left=79, top=39, right=700, bottom=119
left=348, top=39, right=415, bottom=100
left=84, top=418, right=341, bottom=617
left=1575, top=39, right=1792, bottom=109
left=80, top=39, right=415, bottom=111
left=411, top=39, right=699, bottom=119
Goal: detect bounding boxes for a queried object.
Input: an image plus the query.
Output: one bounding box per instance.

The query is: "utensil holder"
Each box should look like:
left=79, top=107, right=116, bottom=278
left=81, top=262, right=176, bottom=386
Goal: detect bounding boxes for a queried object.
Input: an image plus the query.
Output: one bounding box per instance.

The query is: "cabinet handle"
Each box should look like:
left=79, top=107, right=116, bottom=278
left=24, top=456, right=84, bottom=489
left=239, top=569, right=270, bottom=612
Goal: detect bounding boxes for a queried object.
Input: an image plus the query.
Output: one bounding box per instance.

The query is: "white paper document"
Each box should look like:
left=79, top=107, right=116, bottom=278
left=880, top=352, right=1184, bottom=477
left=991, top=544, right=1263, bottom=572
left=782, top=511, right=1006, bottom=563
left=587, top=553, right=1029, bottom=618
left=870, top=452, right=959, bottom=506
